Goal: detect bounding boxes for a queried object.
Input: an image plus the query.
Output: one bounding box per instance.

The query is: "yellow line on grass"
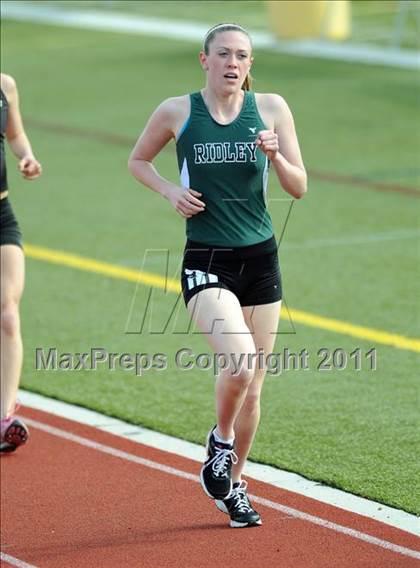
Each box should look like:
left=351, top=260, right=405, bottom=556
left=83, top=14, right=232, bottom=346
left=286, top=308, right=420, bottom=352
left=25, top=243, right=420, bottom=353
left=25, top=243, right=180, bottom=293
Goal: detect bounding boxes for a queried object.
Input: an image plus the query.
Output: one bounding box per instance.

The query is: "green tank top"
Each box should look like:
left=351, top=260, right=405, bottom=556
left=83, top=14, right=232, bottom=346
left=176, top=90, right=274, bottom=247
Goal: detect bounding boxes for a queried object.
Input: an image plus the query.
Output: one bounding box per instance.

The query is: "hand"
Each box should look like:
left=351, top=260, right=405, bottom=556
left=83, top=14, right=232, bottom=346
left=19, top=156, right=42, bottom=180
left=166, top=186, right=206, bottom=219
left=255, top=130, right=279, bottom=162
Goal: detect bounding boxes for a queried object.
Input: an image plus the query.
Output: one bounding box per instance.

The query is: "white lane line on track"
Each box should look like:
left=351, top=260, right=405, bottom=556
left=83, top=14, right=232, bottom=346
left=2, top=2, right=419, bottom=69
left=23, top=417, right=420, bottom=561
left=18, top=390, right=419, bottom=537
left=0, top=553, right=38, bottom=568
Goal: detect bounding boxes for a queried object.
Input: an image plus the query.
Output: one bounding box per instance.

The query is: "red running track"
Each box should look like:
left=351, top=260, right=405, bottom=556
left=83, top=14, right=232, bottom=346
left=1, top=406, right=419, bottom=568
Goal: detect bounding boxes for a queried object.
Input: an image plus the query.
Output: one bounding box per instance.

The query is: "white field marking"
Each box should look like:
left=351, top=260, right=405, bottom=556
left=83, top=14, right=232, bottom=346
left=18, top=391, right=420, bottom=537
left=17, top=414, right=420, bottom=560
left=0, top=553, right=38, bottom=568
left=2, top=2, right=419, bottom=70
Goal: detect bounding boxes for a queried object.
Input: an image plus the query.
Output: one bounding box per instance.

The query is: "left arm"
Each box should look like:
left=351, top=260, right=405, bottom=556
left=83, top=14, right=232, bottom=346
left=256, top=94, right=307, bottom=199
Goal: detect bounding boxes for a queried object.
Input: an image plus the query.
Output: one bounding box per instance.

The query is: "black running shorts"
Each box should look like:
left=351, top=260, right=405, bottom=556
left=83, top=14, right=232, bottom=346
left=0, top=198, right=23, bottom=248
left=181, top=236, right=282, bottom=307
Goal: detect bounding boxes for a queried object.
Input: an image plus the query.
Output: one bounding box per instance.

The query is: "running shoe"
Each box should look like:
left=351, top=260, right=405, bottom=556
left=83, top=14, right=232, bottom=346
left=200, top=426, right=238, bottom=500
left=0, top=415, right=29, bottom=453
left=215, top=480, right=262, bottom=528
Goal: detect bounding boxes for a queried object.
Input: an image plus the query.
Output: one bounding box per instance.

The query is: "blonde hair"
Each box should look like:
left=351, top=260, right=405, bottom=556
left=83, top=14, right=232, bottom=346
left=203, top=23, right=253, bottom=91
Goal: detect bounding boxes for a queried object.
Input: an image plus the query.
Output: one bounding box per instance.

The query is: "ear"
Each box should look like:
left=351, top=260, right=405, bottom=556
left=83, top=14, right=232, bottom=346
left=249, top=55, right=254, bottom=68
left=199, top=51, right=209, bottom=71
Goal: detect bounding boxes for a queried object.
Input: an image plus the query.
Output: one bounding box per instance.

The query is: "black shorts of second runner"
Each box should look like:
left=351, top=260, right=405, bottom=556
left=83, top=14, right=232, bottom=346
left=181, top=235, right=282, bottom=307
left=0, top=197, right=23, bottom=249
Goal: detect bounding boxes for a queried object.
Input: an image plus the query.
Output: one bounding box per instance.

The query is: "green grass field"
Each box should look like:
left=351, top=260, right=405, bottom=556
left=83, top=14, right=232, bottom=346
left=2, top=4, right=420, bottom=514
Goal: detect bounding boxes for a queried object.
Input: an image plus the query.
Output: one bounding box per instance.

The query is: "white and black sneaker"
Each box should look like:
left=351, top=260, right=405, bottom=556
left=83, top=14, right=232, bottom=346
left=215, top=480, right=262, bottom=528
left=200, top=426, right=238, bottom=500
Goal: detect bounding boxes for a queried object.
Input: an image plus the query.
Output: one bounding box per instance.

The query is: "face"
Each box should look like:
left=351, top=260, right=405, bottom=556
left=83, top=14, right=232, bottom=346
left=200, top=31, right=253, bottom=93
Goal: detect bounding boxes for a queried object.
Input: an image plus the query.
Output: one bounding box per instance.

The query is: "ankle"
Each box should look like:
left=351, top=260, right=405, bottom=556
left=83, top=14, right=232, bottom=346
left=214, top=427, right=235, bottom=446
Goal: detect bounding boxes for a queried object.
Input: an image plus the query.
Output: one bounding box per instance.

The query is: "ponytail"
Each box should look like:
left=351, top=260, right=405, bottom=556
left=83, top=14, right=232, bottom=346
left=241, top=73, right=252, bottom=91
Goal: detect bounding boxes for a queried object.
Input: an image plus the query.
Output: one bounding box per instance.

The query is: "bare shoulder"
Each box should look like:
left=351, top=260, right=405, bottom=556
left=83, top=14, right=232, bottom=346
left=156, top=95, right=190, bottom=121
left=155, top=94, right=190, bottom=137
left=255, top=92, right=295, bottom=131
left=0, top=73, right=17, bottom=99
left=255, top=92, right=291, bottom=116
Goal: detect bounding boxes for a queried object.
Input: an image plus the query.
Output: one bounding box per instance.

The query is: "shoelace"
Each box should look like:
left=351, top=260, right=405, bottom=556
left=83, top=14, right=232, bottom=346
left=231, top=480, right=253, bottom=513
left=208, top=446, right=238, bottom=478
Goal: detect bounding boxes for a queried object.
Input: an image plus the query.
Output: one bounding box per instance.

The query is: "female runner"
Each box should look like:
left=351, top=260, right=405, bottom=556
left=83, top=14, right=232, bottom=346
left=129, top=23, right=307, bottom=527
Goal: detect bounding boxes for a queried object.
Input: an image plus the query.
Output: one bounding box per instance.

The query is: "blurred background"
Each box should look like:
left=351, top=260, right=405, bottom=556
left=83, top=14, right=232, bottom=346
left=4, top=0, right=420, bottom=47
left=1, top=1, right=419, bottom=514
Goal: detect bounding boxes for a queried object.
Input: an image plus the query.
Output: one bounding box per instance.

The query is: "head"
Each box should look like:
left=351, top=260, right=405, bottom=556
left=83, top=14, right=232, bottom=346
left=200, top=24, right=253, bottom=92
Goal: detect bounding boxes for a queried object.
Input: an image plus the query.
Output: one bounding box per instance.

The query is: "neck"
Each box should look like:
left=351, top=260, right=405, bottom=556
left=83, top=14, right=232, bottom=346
left=201, top=86, right=244, bottom=112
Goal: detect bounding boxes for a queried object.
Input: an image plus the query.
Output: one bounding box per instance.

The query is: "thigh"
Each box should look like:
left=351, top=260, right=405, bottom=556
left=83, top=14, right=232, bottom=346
left=187, top=287, right=256, bottom=358
left=0, top=245, right=25, bottom=304
left=242, top=301, right=281, bottom=386
left=242, top=301, right=281, bottom=352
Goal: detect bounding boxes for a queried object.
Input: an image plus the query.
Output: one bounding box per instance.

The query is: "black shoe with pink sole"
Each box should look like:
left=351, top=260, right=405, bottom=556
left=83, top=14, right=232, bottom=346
left=0, top=417, right=29, bottom=453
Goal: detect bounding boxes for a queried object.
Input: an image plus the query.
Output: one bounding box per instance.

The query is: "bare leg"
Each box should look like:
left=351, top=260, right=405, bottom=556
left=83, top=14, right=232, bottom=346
left=187, top=288, right=256, bottom=440
left=232, top=301, right=281, bottom=483
left=1, top=245, right=25, bottom=420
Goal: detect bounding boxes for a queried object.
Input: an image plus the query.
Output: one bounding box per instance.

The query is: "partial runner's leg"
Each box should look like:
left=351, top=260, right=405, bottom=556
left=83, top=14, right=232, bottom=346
left=0, top=244, right=28, bottom=452
left=1, top=244, right=25, bottom=419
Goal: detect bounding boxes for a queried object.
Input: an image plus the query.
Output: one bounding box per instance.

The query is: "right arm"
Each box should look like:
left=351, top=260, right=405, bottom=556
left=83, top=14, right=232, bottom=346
left=1, top=73, right=42, bottom=180
left=128, top=97, right=205, bottom=219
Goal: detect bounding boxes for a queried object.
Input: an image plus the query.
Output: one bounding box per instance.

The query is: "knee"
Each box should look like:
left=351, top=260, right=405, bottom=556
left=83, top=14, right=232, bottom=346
left=0, top=299, right=20, bottom=337
left=230, top=365, right=255, bottom=390
left=242, top=389, right=262, bottom=413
